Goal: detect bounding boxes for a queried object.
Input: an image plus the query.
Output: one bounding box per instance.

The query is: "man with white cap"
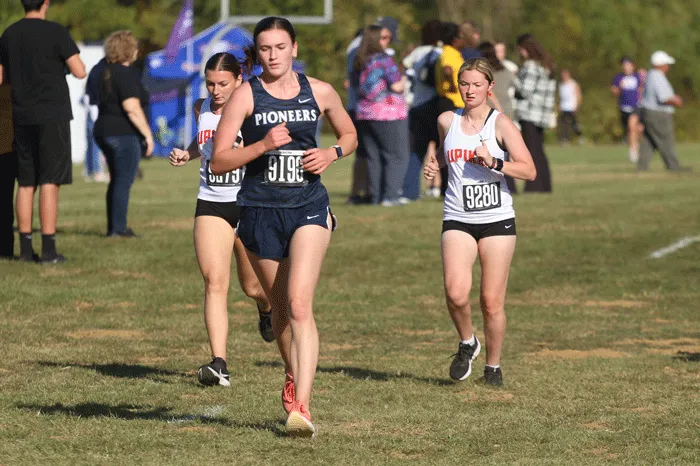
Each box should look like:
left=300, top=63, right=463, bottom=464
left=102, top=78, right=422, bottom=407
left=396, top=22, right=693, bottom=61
left=638, top=51, right=690, bottom=171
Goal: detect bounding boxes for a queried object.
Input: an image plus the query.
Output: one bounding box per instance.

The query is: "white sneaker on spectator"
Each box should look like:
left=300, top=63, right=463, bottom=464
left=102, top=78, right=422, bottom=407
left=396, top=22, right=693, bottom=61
left=628, top=148, right=639, bottom=163
left=397, top=197, right=411, bottom=205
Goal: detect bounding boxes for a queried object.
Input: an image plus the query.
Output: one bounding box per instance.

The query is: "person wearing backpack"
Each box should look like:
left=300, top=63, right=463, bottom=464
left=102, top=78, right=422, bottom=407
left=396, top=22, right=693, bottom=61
left=402, top=20, right=443, bottom=200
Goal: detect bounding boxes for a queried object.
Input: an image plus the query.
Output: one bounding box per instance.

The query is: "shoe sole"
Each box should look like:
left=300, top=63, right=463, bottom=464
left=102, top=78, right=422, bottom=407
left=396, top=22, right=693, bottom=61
left=452, top=340, right=481, bottom=381
left=286, top=411, right=316, bottom=438
left=197, top=367, right=231, bottom=387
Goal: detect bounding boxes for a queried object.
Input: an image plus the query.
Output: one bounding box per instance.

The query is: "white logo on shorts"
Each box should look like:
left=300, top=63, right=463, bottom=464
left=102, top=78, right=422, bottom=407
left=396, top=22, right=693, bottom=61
left=505, top=225, right=512, bottom=229
left=306, top=215, right=320, bottom=220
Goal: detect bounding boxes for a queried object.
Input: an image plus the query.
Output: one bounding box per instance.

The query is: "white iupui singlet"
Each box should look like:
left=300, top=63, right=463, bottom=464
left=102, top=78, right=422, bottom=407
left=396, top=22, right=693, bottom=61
left=442, top=109, right=514, bottom=224
left=197, top=97, right=244, bottom=202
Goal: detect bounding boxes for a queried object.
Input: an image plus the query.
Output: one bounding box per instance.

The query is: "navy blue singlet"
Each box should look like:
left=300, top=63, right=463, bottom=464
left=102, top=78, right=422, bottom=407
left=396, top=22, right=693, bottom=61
left=238, top=73, right=327, bottom=208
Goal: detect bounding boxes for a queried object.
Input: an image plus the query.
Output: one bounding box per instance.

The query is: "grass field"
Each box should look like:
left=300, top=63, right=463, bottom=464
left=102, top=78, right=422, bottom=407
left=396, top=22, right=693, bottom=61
left=1, top=141, right=698, bottom=465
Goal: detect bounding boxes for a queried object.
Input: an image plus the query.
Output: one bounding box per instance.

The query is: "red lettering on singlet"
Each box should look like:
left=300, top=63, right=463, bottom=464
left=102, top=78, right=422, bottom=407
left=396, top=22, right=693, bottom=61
left=447, top=148, right=476, bottom=164
left=197, top=129, right=216, bottom=145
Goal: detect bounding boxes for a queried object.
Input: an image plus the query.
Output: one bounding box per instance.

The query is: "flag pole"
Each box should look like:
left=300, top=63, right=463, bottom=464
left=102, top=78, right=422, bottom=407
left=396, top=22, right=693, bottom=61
left=185, top=36, right=193, bottom=148
left=220, top=0, right=229, bottom=22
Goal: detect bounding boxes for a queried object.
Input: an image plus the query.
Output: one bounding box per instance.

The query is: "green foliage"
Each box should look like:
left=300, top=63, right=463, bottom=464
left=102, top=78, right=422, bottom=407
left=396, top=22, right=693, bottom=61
left=2, top=0, right=699, bottom=140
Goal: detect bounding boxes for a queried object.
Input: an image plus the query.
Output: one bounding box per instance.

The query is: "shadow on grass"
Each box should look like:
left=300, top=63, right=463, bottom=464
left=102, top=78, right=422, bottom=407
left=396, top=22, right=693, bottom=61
left=255, top=361, right=453, bottom=386
left=674, top=351, right=700, bottom=362
left=16, top=402, right=286, bottom=436
left=37, top=361, right=186, bottom=383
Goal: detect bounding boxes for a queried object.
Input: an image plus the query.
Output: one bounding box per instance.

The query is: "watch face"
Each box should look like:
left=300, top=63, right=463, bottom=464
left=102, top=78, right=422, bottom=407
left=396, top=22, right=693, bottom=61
left=334, top=146, right=342, bottom=159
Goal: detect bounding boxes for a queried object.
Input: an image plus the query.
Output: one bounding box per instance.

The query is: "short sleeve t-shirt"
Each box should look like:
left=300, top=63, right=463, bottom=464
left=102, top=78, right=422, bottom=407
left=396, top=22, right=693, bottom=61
left=641, top=69, right=675, bottom=114
left=355, top=53, right=407, bottom=121
left=611, top=72, right=642, bottom=113
left=94, top=63, right=145, bottom=138
left=0, top=18, right=79, bottom=124
left=436, top=45, right=465, bottom=108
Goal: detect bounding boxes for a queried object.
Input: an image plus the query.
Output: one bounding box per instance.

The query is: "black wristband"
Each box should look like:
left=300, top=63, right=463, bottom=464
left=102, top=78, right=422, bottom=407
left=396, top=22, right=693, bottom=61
left=332, top=145, right=343, bottom=161
left=495, top=158, right=504, bottom=171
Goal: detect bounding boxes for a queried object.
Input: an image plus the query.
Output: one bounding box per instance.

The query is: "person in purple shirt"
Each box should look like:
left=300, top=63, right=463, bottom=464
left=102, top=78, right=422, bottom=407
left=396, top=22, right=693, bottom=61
left=611, top=56, right=644, bottom=162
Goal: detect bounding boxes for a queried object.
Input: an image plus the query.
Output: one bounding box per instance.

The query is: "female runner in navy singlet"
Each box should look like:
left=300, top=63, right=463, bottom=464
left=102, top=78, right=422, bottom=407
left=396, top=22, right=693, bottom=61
left=169, top=53, right=273, bottom=388
left=425, top=58, right=536, bottom=386
left=211, top=17, right=357, bottom=438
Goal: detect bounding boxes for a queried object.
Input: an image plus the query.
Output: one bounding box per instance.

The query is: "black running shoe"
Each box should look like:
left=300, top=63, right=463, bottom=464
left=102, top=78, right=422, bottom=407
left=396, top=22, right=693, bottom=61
left=258, top=306, right=274, bottom=343
left=449, top=338, right=481, bottom=381
left=483, top=366, right=503, bottom=386
left=197, top=357, right=230, bottom=387
left=39, top=253, right=66, bottom=265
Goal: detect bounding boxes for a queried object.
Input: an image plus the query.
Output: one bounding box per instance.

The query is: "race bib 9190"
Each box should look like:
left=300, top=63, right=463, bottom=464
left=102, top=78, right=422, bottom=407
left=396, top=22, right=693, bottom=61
left=264, top=150, right=308, bottom=187
left=463, top=181, right=501, bottom=212
left=205, top=161, right=242, bottom=187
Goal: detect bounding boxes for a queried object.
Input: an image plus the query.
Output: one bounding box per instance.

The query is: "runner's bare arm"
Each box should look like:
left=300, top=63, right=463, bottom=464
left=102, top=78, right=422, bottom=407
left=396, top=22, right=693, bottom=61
left=495, top=114, right=536, bottom=181
left=301, top=79, right=357, bottom=175
left=211, top=82, right=290, bottom=174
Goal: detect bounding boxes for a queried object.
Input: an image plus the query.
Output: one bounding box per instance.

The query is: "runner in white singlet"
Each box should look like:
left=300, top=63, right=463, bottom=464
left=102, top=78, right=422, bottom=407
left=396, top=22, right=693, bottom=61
left=169, top=53, right=272, bottom=388
left=425, top=58, right=536, bottom=386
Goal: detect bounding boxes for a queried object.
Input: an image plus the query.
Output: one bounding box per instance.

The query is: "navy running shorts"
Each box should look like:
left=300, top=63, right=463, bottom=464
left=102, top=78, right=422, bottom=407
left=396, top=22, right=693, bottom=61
left=237, top=194, right=337, bottom=260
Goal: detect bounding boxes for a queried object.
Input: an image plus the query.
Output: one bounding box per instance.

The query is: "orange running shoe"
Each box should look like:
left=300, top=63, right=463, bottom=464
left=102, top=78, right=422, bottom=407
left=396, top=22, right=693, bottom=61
left=286, top=401, right=316, bottom=438
left=282, top=372, right=295, bottom=414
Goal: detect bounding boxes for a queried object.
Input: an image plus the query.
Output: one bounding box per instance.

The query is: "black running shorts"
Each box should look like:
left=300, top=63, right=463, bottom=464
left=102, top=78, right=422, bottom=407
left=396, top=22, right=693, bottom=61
left=195, top=199, right=241, bottom=230
left=442, top=218, right=516, bottom=242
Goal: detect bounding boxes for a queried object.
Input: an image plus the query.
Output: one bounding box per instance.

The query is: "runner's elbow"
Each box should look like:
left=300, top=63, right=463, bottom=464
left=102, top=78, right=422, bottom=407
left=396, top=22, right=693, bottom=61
left=526, top=167, right=537, bottom=181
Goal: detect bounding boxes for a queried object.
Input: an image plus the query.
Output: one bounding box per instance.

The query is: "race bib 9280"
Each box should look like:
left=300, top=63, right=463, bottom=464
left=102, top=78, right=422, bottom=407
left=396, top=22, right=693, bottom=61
left=264, top=150, right=308, bottom=187
left=463, top=181, right=501, bottom=212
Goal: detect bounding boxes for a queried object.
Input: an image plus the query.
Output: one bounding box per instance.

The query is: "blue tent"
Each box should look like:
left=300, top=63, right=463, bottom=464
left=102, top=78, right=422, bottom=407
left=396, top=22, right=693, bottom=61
left=144, top=22, right=305, bottom=156
left=144, top=23, right=252, bottom=156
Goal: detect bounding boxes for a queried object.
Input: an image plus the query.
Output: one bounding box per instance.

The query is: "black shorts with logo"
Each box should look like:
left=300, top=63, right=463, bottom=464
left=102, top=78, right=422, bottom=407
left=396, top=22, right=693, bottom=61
left=14, top=120, right=72, bottom=186
left=442, top=218, right=516, bottom=242
left=194, top=199, right=241, bottom=230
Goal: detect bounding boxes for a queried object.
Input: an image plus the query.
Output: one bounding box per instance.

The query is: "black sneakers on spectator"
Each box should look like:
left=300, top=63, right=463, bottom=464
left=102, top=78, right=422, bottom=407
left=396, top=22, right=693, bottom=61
left=107, top=228, right=139, bottom=238
left=197, top=357, right=230, bottom=387
left=39, top=253, right=66, bottom=264
left=449, top=337, right=481, bottom=381
left=258, top=305, right=274, bottom=343
left=482, top=366, right=503, bottom=386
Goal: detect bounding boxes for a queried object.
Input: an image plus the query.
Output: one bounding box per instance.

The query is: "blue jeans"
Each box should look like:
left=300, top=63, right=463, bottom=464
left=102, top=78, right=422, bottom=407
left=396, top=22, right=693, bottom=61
left=84, top=113, right=102, bottom=176
left=96, top=135, right=141, bottom=234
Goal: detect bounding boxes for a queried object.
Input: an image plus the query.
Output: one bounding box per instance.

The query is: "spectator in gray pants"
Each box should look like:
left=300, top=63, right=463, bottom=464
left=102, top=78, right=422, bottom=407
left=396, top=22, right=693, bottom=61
left=638, top=51, right=691, bottom=172
left=352, top=25, right=410, bottom=206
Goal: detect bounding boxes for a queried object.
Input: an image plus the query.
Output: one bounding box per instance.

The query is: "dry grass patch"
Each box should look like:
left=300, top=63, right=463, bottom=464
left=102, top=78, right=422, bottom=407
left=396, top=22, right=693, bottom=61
left=109, top=270, right=154, bottom=280
left=531, top=348, right=626, bottom=359
left=325, top=343, right=361, bottom=351
left=144, top=218, right=194, bottom=230
left=40, top=268, right=84, bottom=278
left=581, top=421, right=610, bottom=430
left=66, top=329, right=146, bottom=340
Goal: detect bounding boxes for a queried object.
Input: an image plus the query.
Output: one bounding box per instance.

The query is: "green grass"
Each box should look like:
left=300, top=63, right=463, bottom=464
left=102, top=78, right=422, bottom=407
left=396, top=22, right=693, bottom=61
left=1, top=141, right=699, bottom=465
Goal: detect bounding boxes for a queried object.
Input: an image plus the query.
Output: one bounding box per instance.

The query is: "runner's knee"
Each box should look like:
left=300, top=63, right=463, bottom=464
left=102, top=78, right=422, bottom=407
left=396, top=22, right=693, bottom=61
left=445, top=284, right=470, bottom=309
left=203, top=272, right=230, bottom=295
left=480, top=291, right=504, bottom=316
left=288, top=297, right=313, bottom=323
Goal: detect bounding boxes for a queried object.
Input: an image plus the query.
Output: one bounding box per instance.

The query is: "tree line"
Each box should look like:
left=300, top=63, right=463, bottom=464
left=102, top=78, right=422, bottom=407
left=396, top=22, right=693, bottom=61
left=2, top=0, right=698, bottom=141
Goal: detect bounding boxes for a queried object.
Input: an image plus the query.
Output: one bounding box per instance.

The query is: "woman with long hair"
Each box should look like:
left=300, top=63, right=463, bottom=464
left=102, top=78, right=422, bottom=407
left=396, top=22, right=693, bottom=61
left=513, top=34, right=556, bottom=193
left=353, top=24, right=409, bottom=206
left=169, top=53, right=273, bottom=387
left=424, top=58, right=536, bottom=386
left=211, top=17, right=357, bottom=437
left=94, top=30, right=153, bottom=237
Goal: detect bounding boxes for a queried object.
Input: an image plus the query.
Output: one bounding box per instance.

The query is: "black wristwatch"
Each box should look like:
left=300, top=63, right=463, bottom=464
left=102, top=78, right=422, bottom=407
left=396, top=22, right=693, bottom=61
left=332, top=145, right=343, bottom=161
left=494, top=158, right=504, bottom=171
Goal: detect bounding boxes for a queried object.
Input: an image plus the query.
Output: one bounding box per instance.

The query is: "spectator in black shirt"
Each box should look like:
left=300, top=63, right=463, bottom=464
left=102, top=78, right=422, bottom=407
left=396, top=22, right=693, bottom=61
left=0, top=0, right=86, bottom=263
left=93, top=30, right=153, bottom=238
